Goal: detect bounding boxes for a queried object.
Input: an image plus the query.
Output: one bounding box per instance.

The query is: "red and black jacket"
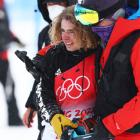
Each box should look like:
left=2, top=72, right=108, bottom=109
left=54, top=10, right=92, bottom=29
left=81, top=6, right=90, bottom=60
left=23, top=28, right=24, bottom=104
left=97, top=18, right=140, bottom=139
left=36, top=43, right=97, bottom=122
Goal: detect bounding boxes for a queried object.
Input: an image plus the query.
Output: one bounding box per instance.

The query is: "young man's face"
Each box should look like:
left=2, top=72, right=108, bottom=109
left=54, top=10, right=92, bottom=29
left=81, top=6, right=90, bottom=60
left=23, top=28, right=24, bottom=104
left=61, top=19, right=82, bottom=52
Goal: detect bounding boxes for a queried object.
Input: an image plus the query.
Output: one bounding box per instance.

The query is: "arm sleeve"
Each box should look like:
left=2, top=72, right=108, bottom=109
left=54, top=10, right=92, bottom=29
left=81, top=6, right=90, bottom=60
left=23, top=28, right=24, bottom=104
left=102, top=39, right=140, bottom=136
left=25, top=80, right=38, bottom=110
left=36, top=49, right=62, bottom=122
left=24, top=54, right=45, bottom=110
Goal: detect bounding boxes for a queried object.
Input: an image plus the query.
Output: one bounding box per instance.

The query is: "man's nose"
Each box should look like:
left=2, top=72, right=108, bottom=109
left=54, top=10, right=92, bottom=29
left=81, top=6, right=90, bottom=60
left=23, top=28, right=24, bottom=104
left=62, top=32, right=71, bottom=38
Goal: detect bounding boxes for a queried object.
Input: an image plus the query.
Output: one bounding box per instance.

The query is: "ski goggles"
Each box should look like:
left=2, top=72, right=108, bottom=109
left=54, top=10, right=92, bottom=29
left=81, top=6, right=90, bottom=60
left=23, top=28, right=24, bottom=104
left=74, top=0, right=125, bottom=26
left=74, top=4, right=101, bottom=26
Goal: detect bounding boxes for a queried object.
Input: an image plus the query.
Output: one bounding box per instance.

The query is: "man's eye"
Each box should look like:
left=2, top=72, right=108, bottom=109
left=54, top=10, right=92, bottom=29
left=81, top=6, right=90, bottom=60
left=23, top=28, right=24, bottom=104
left=61, top=29, right=65, bottom=33
left=61, top=29, right=75, bottom=34
left=68, top=30, right=74, bottom=34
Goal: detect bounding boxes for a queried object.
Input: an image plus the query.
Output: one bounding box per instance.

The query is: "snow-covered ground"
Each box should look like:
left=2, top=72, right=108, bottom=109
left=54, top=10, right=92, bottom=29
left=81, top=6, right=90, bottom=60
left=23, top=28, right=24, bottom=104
left=0, top=126, right=39, bottom=140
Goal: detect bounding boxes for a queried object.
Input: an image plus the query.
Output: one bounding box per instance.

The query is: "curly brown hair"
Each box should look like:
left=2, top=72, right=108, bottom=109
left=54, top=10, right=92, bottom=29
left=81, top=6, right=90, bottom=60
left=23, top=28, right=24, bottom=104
left=49, top=5, right=98, bottom=50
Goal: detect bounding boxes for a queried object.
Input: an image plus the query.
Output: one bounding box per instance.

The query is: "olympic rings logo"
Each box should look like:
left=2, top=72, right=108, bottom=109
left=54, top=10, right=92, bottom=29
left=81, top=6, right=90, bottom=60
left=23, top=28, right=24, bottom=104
left=56, top=75, right=90, bottom=101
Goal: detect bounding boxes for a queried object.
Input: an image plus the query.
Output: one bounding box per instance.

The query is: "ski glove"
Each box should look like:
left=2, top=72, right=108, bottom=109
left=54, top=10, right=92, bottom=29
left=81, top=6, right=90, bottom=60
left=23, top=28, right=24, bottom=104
left=50, top=114, right=78, bottom=138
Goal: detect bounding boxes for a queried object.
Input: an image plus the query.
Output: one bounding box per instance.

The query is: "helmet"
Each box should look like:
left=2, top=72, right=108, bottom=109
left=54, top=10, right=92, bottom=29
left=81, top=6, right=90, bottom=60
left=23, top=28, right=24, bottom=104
left=75, top=0, right=126, bottom=26
left=80, top=0, right=126, bottom=19
left=37, top=0, right=51, bottom=23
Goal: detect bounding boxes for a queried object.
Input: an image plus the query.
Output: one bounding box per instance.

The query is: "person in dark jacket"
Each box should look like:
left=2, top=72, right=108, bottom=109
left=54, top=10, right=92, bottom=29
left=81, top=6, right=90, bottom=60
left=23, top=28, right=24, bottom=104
left=22, top=0, right=77, bottom=140
left=30, top=5, right=98, bottom=140
left=0, top=0, right=24, bottom=126
left=74, top=0, right=140, bottom=139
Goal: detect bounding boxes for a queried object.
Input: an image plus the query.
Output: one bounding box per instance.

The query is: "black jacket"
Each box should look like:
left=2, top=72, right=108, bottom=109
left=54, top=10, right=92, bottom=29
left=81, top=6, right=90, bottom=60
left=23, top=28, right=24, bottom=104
left=35, top=44, right=96, bottom=122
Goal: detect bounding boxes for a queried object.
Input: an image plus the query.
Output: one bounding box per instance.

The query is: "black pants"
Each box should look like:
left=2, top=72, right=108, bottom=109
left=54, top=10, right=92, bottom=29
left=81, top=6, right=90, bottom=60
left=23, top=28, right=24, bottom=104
left=37, top=127, right=45, bottom=140
left=0, top=59, right=22, bottom=125
left=37, top=131, right=42, bottom=140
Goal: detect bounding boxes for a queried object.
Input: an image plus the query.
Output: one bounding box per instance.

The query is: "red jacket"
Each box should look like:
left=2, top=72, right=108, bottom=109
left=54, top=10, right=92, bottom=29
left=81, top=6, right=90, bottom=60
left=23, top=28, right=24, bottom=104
left=101, top=17, right=140, bottom=140
left=0, top=0, right=4, bottom=8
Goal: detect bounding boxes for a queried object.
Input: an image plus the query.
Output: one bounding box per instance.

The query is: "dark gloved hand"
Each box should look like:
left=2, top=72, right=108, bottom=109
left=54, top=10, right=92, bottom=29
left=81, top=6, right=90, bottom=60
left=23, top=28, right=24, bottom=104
left=15, top=50, right=41, bottom=81
left=50, top=114, right=78, bottom=138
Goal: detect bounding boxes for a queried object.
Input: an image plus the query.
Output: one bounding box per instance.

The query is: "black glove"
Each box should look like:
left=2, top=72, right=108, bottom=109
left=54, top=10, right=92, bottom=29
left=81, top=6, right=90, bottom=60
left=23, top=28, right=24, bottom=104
left=15, top=50, right=41, bottom=81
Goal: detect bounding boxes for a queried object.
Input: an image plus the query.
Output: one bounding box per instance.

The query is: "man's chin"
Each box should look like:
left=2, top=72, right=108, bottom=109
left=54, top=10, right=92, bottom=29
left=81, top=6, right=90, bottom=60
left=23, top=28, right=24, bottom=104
left=66, top=46, right=73, bottom=52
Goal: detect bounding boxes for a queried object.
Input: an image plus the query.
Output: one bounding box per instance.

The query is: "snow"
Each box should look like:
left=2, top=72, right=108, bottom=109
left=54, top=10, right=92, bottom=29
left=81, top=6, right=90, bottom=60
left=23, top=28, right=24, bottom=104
left=0, top=126, right=39, bottom=140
